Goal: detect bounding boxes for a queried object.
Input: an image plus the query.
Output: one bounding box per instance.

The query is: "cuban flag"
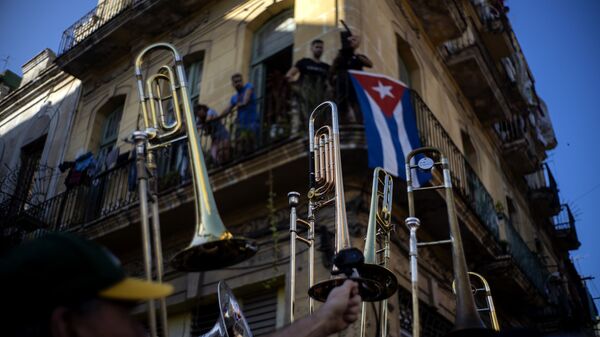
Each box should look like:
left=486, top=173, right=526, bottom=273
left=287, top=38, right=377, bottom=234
left=349, top=70, right=430, bottom=186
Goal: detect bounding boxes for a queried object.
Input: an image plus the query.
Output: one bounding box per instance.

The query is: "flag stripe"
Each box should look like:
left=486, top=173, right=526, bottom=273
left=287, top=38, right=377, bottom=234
left=352, top=75, right=384, bottom=169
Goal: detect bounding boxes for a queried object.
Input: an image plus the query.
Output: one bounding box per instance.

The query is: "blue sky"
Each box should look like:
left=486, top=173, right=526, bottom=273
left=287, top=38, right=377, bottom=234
left=1, top=0, right=598, bottom=303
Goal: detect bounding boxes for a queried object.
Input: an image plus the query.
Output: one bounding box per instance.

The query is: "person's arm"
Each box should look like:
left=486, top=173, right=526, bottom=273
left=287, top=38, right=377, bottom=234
left=222, top=102, right=234, bottom=116
left=357, top=54, right=373, bottom=68
left=268, top=280, right=361, bottom=337
left=241, top=85, right=253, bottom=106
left=286, top=66, right=300, bottom=82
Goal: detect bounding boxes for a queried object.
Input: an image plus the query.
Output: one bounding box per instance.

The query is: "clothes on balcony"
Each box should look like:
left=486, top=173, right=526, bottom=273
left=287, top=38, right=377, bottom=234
left=127, top=149, right=137, bottom=192
left=60, top=152, right=97, bottom=189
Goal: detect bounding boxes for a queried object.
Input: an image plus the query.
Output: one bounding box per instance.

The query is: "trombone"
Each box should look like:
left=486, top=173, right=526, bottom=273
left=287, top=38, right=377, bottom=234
left=452, top=272, right=501, bottom=331
left=287, top=102, right=398, bottom=322
left=404, top=147, right=494, bottom=337
left=360, top=167, right=395, bottom=337
left=133, top=43, right=257, bottom=337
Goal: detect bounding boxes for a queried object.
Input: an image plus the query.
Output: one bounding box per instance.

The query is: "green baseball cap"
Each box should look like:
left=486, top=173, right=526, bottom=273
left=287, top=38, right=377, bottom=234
left=0, top=232, right=173, bottom=319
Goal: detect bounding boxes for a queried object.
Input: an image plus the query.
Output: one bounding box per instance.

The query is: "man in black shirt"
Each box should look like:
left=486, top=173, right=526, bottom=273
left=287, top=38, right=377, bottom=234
left=286, top=39, right=331, bottom=131
left=330, top=34, right=373, bottom=124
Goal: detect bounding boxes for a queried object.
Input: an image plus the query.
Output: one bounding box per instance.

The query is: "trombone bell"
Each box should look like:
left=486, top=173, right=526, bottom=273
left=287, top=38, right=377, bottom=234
left=171, top=237, right=258, bottom=271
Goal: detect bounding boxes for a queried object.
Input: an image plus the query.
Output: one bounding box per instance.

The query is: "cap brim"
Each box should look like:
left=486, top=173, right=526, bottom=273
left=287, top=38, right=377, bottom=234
left=99, top=277, right=174, bottom=301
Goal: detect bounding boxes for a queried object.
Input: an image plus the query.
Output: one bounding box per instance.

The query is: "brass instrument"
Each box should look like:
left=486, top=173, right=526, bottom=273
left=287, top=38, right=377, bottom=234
left=133, top=43, right=257, bottom=336
left=198, top=281, right=253, bottom=337
left=452, top=272, right=500, bottom=331
left=288, top=102, right=397, bottom=322
left=405, top=147, right=494, bottom=337
left=360, top=167, right=395, bottom=337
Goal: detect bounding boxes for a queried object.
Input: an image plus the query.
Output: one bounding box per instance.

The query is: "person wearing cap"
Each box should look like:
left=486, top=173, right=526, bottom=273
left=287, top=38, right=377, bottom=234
left=1, top=232, right=173, bottom=337
left=1, top=233, right=361, bottom=337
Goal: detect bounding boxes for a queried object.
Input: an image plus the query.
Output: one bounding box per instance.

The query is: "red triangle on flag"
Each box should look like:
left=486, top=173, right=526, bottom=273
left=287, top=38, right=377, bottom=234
left=350, top=72, right=406, bottom=118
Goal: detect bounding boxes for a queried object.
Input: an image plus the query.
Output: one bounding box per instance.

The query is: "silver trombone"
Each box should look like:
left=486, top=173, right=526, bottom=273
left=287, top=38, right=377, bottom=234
left=405, top=147, right=493, bottom=337
left=360, top=167, right=395, bottom=337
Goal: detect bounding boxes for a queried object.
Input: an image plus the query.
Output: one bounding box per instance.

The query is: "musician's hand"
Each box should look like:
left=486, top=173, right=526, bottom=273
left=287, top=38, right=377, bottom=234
left=318, top=280, right=361, bottom=335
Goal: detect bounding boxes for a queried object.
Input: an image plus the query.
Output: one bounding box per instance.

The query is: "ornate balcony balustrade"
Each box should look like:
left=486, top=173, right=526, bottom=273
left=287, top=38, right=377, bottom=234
left=525, top=163, right=561, bottom=218
left=552, top=204, right=580, bottom=251
left=494, top=114, right=542, bottom=175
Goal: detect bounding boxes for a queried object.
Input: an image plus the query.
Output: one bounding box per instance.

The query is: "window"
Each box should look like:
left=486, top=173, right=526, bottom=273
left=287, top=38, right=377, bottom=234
left=396, top=35, right=420, bottom=90
left=461, top=130, right=479, bottom=171
left=98, top=105, right=123, bottom=161
left=185, top=52, right=205, bottom=105
left=90, top=96, right=125, bottom=171
left=397, top=286, right=452, bottom=337
left=191, top=284, right=281, bottom=337
left=12, top=135, right=47, bottom=211
left=250, top=9, right=295, bottom=136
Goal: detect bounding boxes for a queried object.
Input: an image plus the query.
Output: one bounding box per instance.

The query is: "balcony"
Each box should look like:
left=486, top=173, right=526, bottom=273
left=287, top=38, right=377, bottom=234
left=469, top=0, right=514, bottom=61
left=526, top=164, right=561, bottom=219
left=440, top=26, right=510, bottom=124
left=494, top=114, right=542, bottom=175
left=552, top=204, right=580, bottom=251
left=0, top=103, right=301, bottom=243
left=56, top=0, right=209, bottom=77
left=405, top=0, right=466, bottom=45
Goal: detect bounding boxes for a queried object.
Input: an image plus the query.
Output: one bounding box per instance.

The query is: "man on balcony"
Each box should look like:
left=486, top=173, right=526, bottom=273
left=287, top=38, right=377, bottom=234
left=286, top=39, right=331, bottom=132
left=223, top=73, right=259, bottom=154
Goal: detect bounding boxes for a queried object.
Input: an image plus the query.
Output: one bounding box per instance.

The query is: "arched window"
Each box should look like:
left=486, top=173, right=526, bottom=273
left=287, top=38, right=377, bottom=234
left=250, top=9, right=295, bottom=134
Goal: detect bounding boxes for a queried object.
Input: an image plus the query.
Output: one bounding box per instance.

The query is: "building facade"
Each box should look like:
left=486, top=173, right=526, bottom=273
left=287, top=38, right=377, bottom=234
left=1, top=0, right=597, bottom=336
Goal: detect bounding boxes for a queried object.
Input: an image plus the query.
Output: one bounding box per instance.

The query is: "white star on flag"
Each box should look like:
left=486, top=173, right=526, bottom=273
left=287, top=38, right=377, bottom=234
left=372, top=81, right=394, bottom=99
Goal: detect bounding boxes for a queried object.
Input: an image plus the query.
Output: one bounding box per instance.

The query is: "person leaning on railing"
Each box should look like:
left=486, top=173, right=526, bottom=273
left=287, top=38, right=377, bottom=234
left=0, top=233, right=361, bottom=337
left=194, top=102, right=231, bottom=165
left=222, top=73, right=259, bottom=154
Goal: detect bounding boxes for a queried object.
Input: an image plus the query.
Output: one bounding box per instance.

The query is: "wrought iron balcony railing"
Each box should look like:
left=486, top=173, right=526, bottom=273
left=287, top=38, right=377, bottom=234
left=412, top=92, right=500, bottom=239
left=504, top=216, right=553, bottom=300
left=552, top=204, right=580, bottom=250
left=525, top=163, right=561, bottom=217
left=1, top=97, right=298, bottom=236
left=59, top=0, right=141, bottom=55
